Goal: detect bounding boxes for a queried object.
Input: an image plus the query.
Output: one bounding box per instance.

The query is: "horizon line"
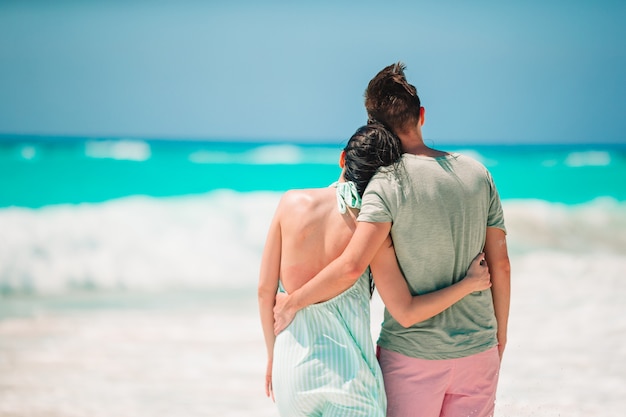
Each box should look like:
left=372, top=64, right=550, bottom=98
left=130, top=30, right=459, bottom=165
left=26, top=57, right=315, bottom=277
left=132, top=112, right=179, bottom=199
left=0, top=133, right=624, bottom=148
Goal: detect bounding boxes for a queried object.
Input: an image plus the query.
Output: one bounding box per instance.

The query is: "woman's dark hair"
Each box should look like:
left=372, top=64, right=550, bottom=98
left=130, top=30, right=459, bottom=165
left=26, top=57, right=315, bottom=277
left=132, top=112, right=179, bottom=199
left=342, top=123, right=403, bottom=297
left=342, top=122, right=403, bottom=196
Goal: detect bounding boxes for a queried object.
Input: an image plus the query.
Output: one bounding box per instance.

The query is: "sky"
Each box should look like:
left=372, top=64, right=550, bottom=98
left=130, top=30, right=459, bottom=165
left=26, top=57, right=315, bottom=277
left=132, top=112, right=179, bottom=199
left=0, top=0, right=625, bottom=144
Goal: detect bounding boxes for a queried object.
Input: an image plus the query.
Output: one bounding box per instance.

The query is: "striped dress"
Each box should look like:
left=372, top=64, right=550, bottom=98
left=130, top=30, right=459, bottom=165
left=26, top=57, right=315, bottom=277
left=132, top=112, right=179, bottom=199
left=272, top=272, right=386, bottom=416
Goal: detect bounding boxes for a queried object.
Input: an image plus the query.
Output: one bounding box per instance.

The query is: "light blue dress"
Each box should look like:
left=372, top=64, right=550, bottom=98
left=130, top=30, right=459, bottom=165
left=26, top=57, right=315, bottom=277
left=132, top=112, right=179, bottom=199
left=272, top=182, right=386, bottom=417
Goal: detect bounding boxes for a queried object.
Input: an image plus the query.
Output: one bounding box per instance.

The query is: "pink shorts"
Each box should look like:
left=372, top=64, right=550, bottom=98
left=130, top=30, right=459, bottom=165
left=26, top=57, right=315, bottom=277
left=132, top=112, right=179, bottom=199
left=377, top=346, right=500, bottom=417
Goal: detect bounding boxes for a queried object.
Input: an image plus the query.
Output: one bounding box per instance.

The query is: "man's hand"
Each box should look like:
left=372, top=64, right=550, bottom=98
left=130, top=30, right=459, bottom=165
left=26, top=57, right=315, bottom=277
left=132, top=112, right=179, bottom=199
left=273, top=292, right=297, bottom=335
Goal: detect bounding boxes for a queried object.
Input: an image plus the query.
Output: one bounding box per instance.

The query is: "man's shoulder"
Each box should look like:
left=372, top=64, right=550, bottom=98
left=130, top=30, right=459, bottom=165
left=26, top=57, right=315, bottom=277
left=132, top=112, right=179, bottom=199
left=447, top=152, right=492, bottom=177
left=449, top=151, right=482, bottom=165
left=365, top=167, right=402, bottom=195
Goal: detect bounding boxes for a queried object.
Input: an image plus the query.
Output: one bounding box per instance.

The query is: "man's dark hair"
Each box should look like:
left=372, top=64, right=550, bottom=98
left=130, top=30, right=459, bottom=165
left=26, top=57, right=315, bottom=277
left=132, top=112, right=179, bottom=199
left=343, top=122, right=402, bottom=196
left=364, top=62, right=421, bottom=135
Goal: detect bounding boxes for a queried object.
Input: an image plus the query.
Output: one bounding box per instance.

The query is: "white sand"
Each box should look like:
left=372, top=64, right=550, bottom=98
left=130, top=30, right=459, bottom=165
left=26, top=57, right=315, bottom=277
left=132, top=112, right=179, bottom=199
left=1, top=250, right=625, bottom=417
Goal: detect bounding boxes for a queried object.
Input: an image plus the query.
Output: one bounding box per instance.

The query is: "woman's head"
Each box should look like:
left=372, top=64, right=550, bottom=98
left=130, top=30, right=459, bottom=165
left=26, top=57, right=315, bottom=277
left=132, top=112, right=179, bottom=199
left=342, top=123, right=403, bottom=196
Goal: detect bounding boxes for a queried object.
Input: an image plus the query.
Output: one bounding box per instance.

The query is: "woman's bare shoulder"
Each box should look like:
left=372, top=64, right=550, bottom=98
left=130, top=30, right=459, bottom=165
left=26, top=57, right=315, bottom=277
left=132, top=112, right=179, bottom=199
left=275, top=188, right=334, bottom=220
left=279, top=188, right=331, bottom=207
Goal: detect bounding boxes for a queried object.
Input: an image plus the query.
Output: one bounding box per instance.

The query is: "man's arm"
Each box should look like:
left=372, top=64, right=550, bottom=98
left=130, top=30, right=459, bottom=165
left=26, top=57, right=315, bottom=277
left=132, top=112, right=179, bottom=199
left=371, top=238, right=491, bottom=327
left=484, top=227, right=511, bottom=360
left=273, top=221, right=391, bottom=335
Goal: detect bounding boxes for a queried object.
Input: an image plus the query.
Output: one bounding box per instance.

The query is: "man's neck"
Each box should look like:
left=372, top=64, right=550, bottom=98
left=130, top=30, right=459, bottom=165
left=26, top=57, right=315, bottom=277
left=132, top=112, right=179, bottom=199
left=399, top=131, right=447, bottom=157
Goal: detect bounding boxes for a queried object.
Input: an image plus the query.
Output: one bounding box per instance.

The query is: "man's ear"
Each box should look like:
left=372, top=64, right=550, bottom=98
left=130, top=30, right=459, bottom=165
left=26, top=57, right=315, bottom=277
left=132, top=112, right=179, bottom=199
left=339, top=150, right=346, bottom=168
left=419, top=106, right=426, bottom=126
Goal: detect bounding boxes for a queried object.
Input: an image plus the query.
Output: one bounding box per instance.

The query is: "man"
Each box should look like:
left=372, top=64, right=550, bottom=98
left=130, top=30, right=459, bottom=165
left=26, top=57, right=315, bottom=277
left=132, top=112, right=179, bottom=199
left=274, top=62, right=510, bottom=417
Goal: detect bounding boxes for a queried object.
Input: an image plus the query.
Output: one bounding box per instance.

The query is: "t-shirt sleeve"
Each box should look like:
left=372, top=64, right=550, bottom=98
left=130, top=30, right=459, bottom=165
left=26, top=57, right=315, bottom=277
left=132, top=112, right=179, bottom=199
left=357, top=173, right=394, bottom=223
left=486, top=170, right=506, bottom=233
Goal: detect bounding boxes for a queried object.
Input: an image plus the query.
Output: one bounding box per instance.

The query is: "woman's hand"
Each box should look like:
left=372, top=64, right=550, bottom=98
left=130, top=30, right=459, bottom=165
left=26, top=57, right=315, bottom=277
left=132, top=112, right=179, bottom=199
left=463, top=252, right=491, bottom=293
left=265, top=358, right=274, bottom=401
left=273, top=292, right=296, bottom=335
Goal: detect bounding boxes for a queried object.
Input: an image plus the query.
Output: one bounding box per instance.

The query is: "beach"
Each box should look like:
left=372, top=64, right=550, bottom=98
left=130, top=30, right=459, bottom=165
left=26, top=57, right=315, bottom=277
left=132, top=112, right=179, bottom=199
left=1, top=252, right=625, bottom=416
left=1, top=196, right=625, bottom=416
left=0, top=290, right=273, bottom=417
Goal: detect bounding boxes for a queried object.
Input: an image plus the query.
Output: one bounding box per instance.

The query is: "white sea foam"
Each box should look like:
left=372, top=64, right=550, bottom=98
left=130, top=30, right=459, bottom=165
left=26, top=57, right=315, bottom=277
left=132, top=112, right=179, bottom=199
left=247, top=144, right=304, bottom=164
left=0, top=194, right=624, bottom=295
left=19, top=145, right=37, bottom=160
left=564, top=150, right=611, bottom=167
left=0, top=191, right=279, bottom=294
left=188, top=145, right=338, bottom=165
left=85, top=140, right=151, bottom=161
left=503, top=197, right=626, bottom=254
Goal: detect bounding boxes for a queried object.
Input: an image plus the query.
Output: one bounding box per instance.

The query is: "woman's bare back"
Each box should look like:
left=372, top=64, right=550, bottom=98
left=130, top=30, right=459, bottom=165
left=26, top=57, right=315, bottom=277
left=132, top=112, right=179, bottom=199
left=277, top=187, right=358, bottom=296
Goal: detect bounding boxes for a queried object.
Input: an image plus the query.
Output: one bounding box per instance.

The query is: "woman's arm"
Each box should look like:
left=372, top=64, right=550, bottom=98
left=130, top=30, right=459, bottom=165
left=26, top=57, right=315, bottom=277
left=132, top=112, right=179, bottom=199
left=370, top=237, right=491, bottom=328
left=257, top=205, right=282, bottom=400
left=273, top=221, right=391, bottom=335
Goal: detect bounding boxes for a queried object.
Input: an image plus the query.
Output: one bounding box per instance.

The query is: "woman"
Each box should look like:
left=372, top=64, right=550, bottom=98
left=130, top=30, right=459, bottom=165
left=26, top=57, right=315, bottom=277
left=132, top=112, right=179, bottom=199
left=258, top=123, right=490, bottom=416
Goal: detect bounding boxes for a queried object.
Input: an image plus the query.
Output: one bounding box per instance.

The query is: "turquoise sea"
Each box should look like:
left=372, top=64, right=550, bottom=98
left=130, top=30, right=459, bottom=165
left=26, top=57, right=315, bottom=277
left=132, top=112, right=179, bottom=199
left=2, top=137, right=625, bottom=208
left=1, top=136, right=625, bottom=416
left=1, top=135, right=625, bottom=293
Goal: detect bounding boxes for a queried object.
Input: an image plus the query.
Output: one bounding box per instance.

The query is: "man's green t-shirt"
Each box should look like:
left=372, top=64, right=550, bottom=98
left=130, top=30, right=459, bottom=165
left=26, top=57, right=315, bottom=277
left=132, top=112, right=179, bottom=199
left=358, top=152, right=506, bottom=360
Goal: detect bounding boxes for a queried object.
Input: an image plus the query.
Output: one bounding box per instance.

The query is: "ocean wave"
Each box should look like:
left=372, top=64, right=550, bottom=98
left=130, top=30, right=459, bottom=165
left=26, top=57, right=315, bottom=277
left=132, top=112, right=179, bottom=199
left=19, top=144, right=38, bottom=160
left=247, top=144, right=304, bottom=164
left=564, top=151, right=611, bottom=167
left=0, top=194, right=623, bottom=295
left=0, top=191, right=279, bottom=295
left=85, top=140, right=151, bottom=161
left=188, top=144, right=338, bottom=165
left=504, top=197, right=626, bottom=254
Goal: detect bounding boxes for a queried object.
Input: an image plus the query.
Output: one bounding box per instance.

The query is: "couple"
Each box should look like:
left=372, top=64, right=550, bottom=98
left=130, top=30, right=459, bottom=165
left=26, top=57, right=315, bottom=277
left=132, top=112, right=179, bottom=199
left=258, top=63, right=510, bottom=417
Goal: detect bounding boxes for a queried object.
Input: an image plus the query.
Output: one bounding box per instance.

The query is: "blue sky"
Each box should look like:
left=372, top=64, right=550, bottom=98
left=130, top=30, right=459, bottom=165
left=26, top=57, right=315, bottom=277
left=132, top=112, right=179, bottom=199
left=1, top=0, right=625, bottom=144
